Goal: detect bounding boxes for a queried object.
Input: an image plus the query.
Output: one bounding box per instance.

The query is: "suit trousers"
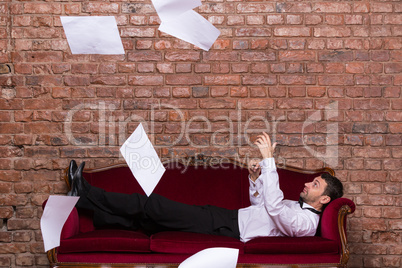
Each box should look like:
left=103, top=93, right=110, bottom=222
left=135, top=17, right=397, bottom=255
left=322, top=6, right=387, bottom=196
left=77, top=186, right=240, bottom=240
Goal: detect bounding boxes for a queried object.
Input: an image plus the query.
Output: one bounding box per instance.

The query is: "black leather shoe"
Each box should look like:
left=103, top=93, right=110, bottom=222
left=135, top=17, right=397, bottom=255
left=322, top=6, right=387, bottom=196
left=71, top=162, right=91, bottom=197
left=68, top=160, right=77, bottom=189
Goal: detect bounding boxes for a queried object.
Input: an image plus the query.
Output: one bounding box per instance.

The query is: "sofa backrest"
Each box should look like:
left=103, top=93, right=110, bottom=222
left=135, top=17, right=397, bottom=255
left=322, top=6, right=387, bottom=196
left=78, top=157, right=333, bottom=233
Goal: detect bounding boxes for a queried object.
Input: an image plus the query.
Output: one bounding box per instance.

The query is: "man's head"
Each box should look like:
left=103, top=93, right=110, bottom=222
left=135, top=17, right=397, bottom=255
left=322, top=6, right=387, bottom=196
left=300, top=173, right=343, bottom=211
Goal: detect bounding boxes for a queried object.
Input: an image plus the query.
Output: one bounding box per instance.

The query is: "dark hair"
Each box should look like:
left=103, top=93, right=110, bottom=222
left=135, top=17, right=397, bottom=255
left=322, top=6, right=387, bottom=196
left=321, top=173, right=344, bottom=202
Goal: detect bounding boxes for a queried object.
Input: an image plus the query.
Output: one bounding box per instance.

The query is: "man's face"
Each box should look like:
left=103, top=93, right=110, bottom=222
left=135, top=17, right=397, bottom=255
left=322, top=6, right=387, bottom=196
left=300, top=176, right=329, bottom=205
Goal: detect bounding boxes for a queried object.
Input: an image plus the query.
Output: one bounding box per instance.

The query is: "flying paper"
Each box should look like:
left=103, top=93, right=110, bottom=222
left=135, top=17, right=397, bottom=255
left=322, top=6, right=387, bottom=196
left=120, top=123, right=166, bottom=196
left=151, top=0, right=220, bottom=51
left=159, top=10, right=221, bottom=51
left=151, top=0, right=201, bottom=22
left=61, top=16, right=125, bottom=55
left=179, top=247, right=239, bottom=268
left=40, top=196, right=79, bottom=252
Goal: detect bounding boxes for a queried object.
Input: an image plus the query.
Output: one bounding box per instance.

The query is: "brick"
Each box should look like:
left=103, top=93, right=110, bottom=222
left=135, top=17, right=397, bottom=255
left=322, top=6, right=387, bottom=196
left=305, top=15, right=322, bottom=25
left=127, top=51, right=162, bottom=62
left=208, top=16, right=224, bottom=25
left=227, top=15, right=244, bottom=26
left=135, top=40, right=152, bottom=50
left=385, top=63, right=402, bottom=74
left=307, top=40, right=325, bottom=50
left=314, top=27, right=351, bottom=37
left=270, top=63, right=285, bottom=73
left=205, top=75, right=240, bottom=86
left=346, top=63, right=365, bottom=73
left=389, top=123, right=402, bottom=133
left=251, top=63, right=269, bottom=74
left=166, top=75, right=201, bottom=85
left=129, top=75, right=163, bottom=86
left=326, top=15, right=343, bottom=25
left=239, top=99, right=274, bottom=110
left=122, top=3, right=154, bottom=14
left=120, top=27, right=155, bottom=38
left=210, top=87, right=228, bottom=97
left=279, top=51, right=315, bottom=62
left=313, top=3, right=351, bottom=13
left=345, top=39, right=363, bottom=50
left=277, top=99, right=313, bottom=109
left=160, top=99, right=197, bottom=110
left=250, top=39, right=269, bottom=49
left=26, top=52, right=63, bottom=63
left=82, top=2, right=119, bottom=13
left=324, top=63, right=345, bottom=73
left=318, top=75, right=354, bottom=86
left=212, top=63, right=230, bottom=74
left=192, top=87, right=209, bottom=98
left=138, top=63, right=154, bottom=73
left=276, top=3, right=312, bottom=13
left=165, top=51, right=200, bottom=62
left=267, top=15, right=284, bottom=25
left=23, top=3, right=62, bottom=14
left=233, top=40, right=249, bottom=50
left=231, top=63, right=249, bottom=73
left=242, top=75, right=276, bottom=85
left=241, top=52, right=275, bottom=62
left=172, top=87, right=190, bottom=98
left=384, top=38, right=402, bottom=50
left=199, top=99, right=235, bottom=109
left=354, top=3, right=369, bottom=13
left=274, top=27, right=311, bottom=37
left=370, top=26, right=392, bottom=37
left=280, top=75, right=315, bottom=85
left=287, top=15, right=303, bottom=25
left=203, top=52, right=238, bottom=61
left=194, top=64, right=211, bottom=73
left=90, top=75, right=126, bottom=86
left=246, top=15, right=264, bottom=25
left=213, top=40, right=231, bottom=50
left=371, top=2, right=393, bottom=13
left=155, top=63, right=173, bottom=74
left=235, top=28, right=271, bottom=37
left=237, top=3, right=274, bottom=13
left=250, top=87, right=266, bottom=97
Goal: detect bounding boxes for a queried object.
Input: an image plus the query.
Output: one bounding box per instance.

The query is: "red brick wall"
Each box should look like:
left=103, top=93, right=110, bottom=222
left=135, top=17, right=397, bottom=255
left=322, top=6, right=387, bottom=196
left=1, top=0, right=401, bottom=267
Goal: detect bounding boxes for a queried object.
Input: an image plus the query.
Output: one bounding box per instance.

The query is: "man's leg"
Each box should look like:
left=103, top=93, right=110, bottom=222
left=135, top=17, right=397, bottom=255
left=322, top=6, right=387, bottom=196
left=143, top=194, right=240, bottom=239
left=76, top=186, right=148, bottom=229
left=73, top=170, right=239, bottom=238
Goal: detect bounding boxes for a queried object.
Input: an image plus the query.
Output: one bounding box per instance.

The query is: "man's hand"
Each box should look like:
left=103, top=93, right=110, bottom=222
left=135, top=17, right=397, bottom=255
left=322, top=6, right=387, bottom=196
left=248, top=158, right=261, bottom=182
left=254, top=132, right=277, bottom=159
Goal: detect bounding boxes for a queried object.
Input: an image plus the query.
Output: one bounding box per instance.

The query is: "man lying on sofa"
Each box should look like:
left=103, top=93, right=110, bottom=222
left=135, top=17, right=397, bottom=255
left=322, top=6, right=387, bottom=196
left=68, top=132, right=343, bottom=243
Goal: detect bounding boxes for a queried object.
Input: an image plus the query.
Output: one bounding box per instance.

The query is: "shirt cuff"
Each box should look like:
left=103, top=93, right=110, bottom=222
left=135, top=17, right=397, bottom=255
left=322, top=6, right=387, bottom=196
left=259, top=158, right=276, bottom=172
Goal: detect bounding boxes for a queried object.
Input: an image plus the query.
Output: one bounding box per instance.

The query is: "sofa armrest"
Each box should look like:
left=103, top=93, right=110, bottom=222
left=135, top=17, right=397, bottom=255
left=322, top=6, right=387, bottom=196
left=320, top=197, right=355, bottom=266
left=42, top=200, right=80, bottom=240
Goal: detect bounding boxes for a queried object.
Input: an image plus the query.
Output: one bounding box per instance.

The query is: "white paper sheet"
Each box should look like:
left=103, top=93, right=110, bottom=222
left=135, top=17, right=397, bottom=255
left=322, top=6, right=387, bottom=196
left=179, top=247, right=239, bottom=268
left=159, top=10, right=221, bottom=51
left=61, top=16, right=125, bottom=55
left=120, top=123, right=166, bottom=196
left=40, top=196, right=79, bottom=252
left=151, top=0, right=201, bottom=22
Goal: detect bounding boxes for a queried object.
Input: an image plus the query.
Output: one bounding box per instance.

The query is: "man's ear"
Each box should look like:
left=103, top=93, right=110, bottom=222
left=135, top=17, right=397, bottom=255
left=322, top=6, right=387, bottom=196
left=320, top=195, right=331, bottom=205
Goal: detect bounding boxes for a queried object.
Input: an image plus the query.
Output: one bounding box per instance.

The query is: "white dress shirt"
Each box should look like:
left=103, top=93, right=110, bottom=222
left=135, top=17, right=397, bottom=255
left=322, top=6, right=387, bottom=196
left=238, top=158, right=320, bottom=243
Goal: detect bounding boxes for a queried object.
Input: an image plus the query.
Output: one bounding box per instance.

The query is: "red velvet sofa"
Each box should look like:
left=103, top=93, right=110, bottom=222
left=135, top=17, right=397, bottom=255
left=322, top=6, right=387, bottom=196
left=45, top=155, right=355, bottom=267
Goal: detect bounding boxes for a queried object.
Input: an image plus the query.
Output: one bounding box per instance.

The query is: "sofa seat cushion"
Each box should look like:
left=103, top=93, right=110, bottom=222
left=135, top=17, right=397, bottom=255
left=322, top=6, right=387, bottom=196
left=245, top=236, right=338, bottom=254
left=150, top=231, right=244, bottom=254
left=58, top=229, right=150, bottom=253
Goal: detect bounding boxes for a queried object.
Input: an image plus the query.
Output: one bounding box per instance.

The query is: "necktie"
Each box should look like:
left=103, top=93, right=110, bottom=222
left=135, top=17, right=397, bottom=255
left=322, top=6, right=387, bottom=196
left=298, top=197, right=321, bottom=215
